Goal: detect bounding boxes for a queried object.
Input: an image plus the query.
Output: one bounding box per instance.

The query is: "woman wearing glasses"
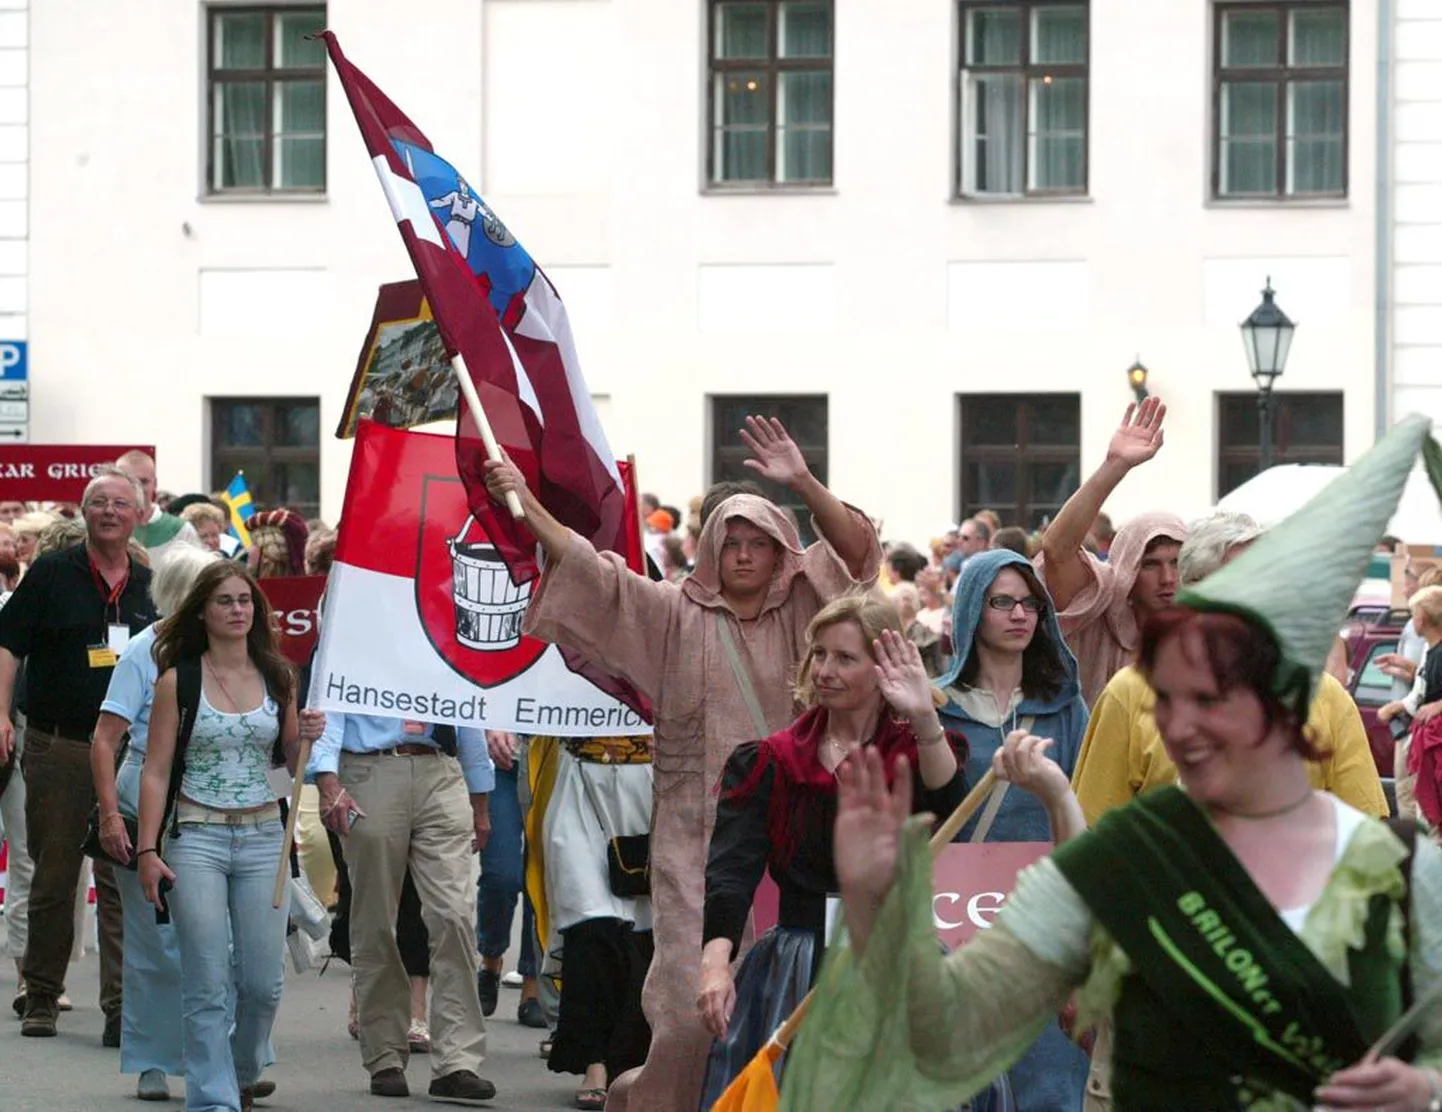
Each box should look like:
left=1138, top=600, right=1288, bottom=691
left=936, top=547, right=1093, bottom=1112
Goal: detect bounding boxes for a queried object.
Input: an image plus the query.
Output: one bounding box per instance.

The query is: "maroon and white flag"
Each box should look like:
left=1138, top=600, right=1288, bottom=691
left=311, top=422, right=650, bottom=736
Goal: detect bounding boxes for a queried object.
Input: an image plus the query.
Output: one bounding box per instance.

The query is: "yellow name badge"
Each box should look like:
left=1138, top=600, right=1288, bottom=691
left=88, top=645, right=118, bottom=669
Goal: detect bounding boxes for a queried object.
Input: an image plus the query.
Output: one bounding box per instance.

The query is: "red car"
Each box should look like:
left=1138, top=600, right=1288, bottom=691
left=1343, top=606, right=1410, bottom=780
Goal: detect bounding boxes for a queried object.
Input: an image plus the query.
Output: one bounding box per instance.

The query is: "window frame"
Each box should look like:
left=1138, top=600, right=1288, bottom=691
left=210, top=396, right=323, bottom=519
left=1215, top=390, right=1345, bottom=498
left=955, top=0, right=1091, bottom=199
left=705, top=0, right=835, bottom=189
left=709, top=393, right=828, bottom=542
left=958, top=393, right=1081, bottom=530
left=1211, top=1, right=1350, bottom=201
left=205, top=4, right=328, bottom=197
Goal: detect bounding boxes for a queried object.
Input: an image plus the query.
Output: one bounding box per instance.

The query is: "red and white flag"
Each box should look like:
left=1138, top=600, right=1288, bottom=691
left=312, top=422, right=650, bottom=736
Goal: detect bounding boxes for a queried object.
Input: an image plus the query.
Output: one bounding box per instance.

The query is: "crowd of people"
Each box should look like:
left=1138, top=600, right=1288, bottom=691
left=0, top=400, right=1439, bottom=1112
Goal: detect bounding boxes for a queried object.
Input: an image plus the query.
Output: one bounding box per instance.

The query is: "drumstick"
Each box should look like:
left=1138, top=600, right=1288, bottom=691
left=771, top=770, right=1004, bottom=1051
left=272, top=736, right=312, bottom=909
left=1365, top=977, right=1442, bottom=1062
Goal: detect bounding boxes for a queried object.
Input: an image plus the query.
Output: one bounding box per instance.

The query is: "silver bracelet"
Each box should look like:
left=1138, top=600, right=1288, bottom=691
left=915, top=727, right=948, bottom=748
left=1425, top=1068, right=1442, bottom=1112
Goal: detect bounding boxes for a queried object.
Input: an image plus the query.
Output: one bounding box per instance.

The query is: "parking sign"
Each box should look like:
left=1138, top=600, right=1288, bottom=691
left=0, top=342, right=26, bottom=382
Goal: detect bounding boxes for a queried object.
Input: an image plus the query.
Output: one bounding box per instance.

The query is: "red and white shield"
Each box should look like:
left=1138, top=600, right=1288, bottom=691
left=414, top=474, right=547, bottom=685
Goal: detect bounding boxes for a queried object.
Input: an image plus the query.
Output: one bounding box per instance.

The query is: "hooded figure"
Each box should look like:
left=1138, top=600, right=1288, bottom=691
left=935, top=548, right=1091, bottom=1112
left=523, top=490, right=881, bottom=1112
left=1038, top=511, right=1186, bottom=708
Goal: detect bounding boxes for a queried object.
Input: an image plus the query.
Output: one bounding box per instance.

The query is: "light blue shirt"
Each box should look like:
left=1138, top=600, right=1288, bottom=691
left=308, top=712, right=494, bottom=794
left=98, top=623, right=160, bottom=754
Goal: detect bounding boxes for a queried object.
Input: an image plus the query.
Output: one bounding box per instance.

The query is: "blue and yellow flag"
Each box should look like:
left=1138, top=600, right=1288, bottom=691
left=221, top=472, right=253, bottom=547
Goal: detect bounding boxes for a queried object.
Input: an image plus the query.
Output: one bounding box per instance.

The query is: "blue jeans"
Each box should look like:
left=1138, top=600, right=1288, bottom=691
left=477, top=764, right=536, bottom=977
left=115, top=755, right=184, bottom=1076
left=166, top=819, right=288, bottom=1112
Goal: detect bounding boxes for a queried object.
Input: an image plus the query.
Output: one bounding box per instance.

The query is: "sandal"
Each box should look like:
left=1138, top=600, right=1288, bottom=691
left=538, top=1037, right=553, bottom=1060
left=575, top=1088, right=607, bottom=1110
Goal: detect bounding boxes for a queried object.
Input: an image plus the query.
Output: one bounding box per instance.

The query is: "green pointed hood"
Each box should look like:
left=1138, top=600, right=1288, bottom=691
left=1177, top=414, right=1442, bottom=715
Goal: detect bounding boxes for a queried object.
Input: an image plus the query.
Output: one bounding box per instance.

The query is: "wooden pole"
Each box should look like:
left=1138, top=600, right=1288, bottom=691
left=272, top=736, right=313, bottom=909
left=770, top=769, right=1001, bottom=1051
left=627, top=453, right=646, bottom=574
left=450, top=352, right=524, bottom=520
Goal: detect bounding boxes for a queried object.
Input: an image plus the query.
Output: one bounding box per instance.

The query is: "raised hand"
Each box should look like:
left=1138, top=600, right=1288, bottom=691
left=739, top=416, right=811, bottom=489
left=1105, top=397, right=1166, bottom=470
left=993, top=730, right=1071, bottom=806
left=835, top=749, right=913, bottom=924
left=874, top=630, right=936, bottom=720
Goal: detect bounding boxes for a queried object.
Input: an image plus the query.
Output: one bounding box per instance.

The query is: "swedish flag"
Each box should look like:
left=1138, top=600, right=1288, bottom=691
left=221, top=472, right=253, bottom=547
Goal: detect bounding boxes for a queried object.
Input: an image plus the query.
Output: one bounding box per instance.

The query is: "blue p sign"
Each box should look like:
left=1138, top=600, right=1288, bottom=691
left=0, top=342, right=25, bottom=381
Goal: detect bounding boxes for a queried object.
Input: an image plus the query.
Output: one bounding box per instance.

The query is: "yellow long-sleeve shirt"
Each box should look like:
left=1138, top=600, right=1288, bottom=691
left=1070, top=665, right=1389, bottom=826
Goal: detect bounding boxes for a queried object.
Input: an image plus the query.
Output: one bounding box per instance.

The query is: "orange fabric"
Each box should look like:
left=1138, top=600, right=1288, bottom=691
left=710, top=1041, right=783, bottom=1112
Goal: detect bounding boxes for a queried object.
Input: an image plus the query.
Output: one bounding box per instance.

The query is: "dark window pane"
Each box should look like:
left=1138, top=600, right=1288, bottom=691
left=277, top=403, right=320, bottom=447
left=1027, top=397, right=1080, bottom=445
left=967, top=7, right=1023, bottom=65
left=1279, top=395, right=1343, bottom=447
left=1220, top=395, right=1260, bottom=444
left=715, top=2, right=769, bottom=59
left=275, top=10, right=326, bottom=68
left=1220, top=459, right=1259, bottom=498
left=1029, top=460, right=1080, bottom=506
left=964, top=397, right=1019, bottom=446
left=966, top=461, right=1016, bottom=505
left=1033, top=5, right=1087, bottom=65
left=1222, top=10, right=1279, bottom=67
left=1290, top=8, right=1345, bottom=66
left=215, top=12, right=266, bottom=70
left=779, top=1, right=831, bottom=58
left=273, top=461, right=320, bottom=509
left=218, top=404, right=266, bottom=447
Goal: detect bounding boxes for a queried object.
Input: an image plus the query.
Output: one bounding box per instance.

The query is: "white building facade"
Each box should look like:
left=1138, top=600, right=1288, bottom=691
left=11, top=0, right=1399, bottom=544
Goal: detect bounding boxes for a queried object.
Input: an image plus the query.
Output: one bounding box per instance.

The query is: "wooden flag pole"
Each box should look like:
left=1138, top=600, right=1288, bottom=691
left=769, top=769, right=1001, bottom=1051
left=450, top=352, right=525, bottom=520
left=272, top=736, right=313, bottom=910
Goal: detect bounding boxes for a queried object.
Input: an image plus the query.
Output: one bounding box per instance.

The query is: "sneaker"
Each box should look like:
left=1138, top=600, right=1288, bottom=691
left=57, top=993, right=73, bottom=1012
left=370, top=1068, right=410, bottom=1098
left=517, top=997, right=547, bottom=1028
left=408, top=1018, right=432, bottom=1054
left=136, top=1069, right=170, bottom=1101
left=251, top=1079, right=276, bottom=1100
left=428, top=1070, right=496, bottom=1105
left=476, top=969, right=500, bottom=1017
left=102, top=1012, right=122, bottom=1048
left=501, top=970, right=523, bottom=988
left=10, top=983, right=23, bottom=1019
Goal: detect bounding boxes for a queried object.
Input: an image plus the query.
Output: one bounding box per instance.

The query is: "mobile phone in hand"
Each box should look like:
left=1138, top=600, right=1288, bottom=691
left=345, top=807, right=363, bottom=833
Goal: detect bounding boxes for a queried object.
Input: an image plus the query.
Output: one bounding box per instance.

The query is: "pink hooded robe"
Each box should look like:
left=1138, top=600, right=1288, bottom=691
left=1036, top=511, right=1186, bottom=708
left=522, top=493, right=881, bottom=1112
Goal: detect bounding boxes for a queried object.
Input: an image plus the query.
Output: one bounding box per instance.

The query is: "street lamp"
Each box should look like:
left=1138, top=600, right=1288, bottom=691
left=1238, top=278, right=1297, bottom=473
left=1127, top=358, right=1149, bottom=403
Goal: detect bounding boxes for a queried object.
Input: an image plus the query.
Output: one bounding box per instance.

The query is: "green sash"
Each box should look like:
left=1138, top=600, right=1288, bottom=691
left=1053, top=787, right=1400, bottom=1109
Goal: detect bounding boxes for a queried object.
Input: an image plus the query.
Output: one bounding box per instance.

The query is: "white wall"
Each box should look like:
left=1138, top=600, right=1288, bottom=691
left=24, top=0, right=1380, bottom=545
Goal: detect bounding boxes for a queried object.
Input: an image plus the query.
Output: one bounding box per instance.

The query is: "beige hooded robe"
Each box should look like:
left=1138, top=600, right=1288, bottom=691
left=523, top=493, right=881, bottom=1112
left=1036, top=511, right=1186, bottom=708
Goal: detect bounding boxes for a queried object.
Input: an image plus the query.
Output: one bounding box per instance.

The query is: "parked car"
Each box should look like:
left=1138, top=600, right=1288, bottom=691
left=1342, top=606, right=1409, bottom=808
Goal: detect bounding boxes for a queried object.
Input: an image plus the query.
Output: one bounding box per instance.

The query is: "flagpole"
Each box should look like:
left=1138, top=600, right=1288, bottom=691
left=627, top=453, right=646, bottom=574
left=450, top=352, right=525, bottom=520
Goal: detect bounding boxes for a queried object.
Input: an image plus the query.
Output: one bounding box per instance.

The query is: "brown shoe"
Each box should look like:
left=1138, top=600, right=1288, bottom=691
left=370, top=1068, right=409, bottom=1098
left=21, top=995, right=57, bottom=1038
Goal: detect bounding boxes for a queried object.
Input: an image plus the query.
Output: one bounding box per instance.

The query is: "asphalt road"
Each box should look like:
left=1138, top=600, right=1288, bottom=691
left=0, top=951, right=584, bottom=1110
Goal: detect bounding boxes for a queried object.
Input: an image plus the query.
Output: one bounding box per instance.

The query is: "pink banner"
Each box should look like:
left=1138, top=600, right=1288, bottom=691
left=257, top=575, right=326, bottom=666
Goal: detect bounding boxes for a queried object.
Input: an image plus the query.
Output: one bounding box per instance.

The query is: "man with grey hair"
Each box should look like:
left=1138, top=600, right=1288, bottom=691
left=115, top=450, right=198, bottom=564
left=0, top=465, right=158, bottom=1041
left=1069, top=508, right=1387, bottom=828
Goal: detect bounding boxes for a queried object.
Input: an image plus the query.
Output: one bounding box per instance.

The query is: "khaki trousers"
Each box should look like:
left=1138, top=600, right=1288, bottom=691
left=338, top=750, right=485, bottom=1078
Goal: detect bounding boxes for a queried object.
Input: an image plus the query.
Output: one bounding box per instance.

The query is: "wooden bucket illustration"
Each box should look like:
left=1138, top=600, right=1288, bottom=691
left=448, top=517, right=531, bottom=651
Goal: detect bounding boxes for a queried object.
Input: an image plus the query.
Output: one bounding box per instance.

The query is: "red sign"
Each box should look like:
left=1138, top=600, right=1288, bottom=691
left=752, top=842, right=1052, bottom=948
left=258, top=575, right=326, bottom=666
left=0, top=445, right=156, bottom=502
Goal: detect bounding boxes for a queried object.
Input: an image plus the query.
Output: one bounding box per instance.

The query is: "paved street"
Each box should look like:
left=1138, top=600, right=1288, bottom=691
left=0, top=953, right=581, bottom=1110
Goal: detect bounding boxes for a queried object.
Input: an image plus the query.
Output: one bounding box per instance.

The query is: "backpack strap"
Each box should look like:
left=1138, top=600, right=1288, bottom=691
left=163, top=657, right=204, bottom=839
left=1385, top=815, right=1421, bottom=1061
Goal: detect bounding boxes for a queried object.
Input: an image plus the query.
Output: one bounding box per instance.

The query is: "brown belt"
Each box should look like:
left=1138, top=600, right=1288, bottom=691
left=374, top=743, right=445, bottom=758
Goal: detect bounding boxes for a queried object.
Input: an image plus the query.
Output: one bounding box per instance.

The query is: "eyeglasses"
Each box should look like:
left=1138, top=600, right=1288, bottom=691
left=986, top=594, right=1045, bottom=613
left=85, top=498, right=134, bottom=513
left=210, top=594, right=253, bottom=610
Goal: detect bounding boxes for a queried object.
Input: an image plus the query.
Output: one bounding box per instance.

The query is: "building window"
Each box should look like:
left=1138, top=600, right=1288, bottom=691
left=212, top=398, right=322, bottom=519
left=711, top=395, right=827, bottom=543
left=1213, top=3, right=1347, bottom=199
left=207, top=6, right=327, bottom=195
left=1217, top=391, right=1343, bottom=497
left=959, top=394, right=1080, bottom=530
left=707, top=1, right=834, bottom=187
left=957, top=2, right=1089, bottom=198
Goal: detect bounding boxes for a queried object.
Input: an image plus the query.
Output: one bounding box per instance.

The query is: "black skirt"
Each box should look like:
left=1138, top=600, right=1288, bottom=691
left=547, top=917, right=653, bottom=1081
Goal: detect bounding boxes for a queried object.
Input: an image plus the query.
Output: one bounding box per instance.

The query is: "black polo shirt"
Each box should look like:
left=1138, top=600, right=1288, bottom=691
left=0, top=543, right=157, bottom=737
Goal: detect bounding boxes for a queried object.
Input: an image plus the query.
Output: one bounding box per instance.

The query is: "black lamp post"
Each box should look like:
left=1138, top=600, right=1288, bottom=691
left=1238, top=278, right=1296, bottom=474
left=1127, top=358, right=1149, bottom=403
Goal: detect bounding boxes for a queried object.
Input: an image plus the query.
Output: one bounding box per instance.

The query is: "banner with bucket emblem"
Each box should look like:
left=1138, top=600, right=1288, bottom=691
left=311, top=421, right=652, bottom=736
